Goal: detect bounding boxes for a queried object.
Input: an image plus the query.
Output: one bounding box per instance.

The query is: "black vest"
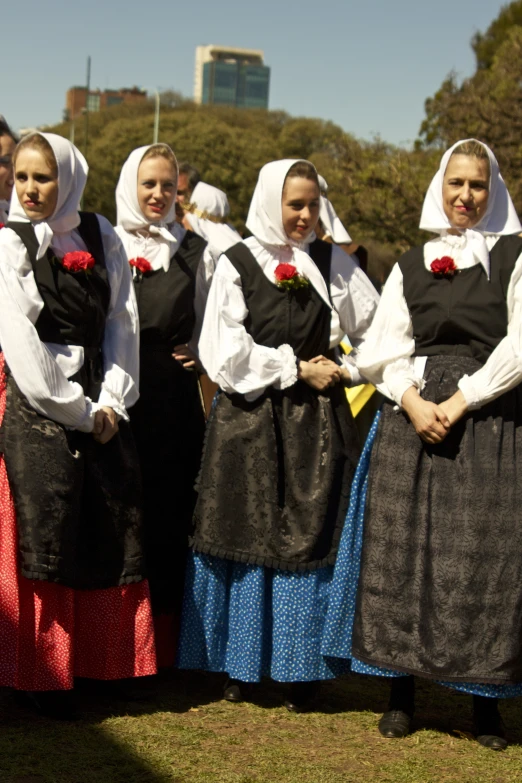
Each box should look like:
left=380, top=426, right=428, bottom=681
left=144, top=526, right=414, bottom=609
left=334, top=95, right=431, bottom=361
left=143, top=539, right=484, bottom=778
left=399, top=235, right=522, bottom=364
left=6, top=212, right=111, bottom=399
left=224, top=238, right=333, bottom=362
left=133, top=229, right=207, bottom=349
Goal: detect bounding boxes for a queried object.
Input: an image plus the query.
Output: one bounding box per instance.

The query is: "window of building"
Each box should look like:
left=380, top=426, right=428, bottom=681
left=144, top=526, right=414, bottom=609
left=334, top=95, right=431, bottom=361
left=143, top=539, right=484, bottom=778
left=86, top=94, right=100, bottom=112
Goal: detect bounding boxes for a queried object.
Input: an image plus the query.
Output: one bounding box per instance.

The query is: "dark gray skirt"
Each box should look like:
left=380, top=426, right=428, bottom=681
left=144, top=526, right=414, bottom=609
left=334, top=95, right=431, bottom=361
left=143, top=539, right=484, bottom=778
left=352, top=355, right=522, bottom=685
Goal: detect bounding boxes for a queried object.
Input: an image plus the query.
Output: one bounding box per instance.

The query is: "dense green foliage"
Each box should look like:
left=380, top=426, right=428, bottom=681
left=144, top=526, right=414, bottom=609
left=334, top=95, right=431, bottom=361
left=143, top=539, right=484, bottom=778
left=45, top=1, right=522, bottom=281
left=472, top=0, right=522, bottom=69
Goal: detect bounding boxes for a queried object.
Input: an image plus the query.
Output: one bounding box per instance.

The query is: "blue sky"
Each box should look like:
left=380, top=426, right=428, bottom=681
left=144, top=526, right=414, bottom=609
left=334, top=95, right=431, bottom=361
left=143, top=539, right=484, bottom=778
left=3, top=0, right=504, bottom=146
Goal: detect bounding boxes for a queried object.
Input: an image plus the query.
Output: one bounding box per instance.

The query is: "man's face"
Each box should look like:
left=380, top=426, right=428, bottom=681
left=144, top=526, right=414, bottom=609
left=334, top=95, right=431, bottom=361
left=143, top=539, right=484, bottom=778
left=176, top=173, right=191, bottom=205
left=0, top=134, right=16, bottom=202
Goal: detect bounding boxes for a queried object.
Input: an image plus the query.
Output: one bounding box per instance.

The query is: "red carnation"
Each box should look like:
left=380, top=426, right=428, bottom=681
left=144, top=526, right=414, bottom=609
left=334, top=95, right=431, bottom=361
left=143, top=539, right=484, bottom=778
left=0, top=223, right=5, bottom=230
left=62, top=251, right=95, bottom=273
left=129, top=257, right=153, bottom=274
left=274, top=263, right=298, bottom=282
left=430, top=256, right=458, bottom=278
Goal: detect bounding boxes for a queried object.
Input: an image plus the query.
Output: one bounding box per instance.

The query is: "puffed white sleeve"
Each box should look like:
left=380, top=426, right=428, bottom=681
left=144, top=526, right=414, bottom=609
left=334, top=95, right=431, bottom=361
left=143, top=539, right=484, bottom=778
left=355, top=262, right=425, bottom=405
left=0, top=229, right=97, bottom=431
left=96, top=216, right=140, bottom=419
left=458, top=252, right=522, bottom=408
left=198, top=254, right=298, bottom=401
left=329, top=247, right=380, bottom=385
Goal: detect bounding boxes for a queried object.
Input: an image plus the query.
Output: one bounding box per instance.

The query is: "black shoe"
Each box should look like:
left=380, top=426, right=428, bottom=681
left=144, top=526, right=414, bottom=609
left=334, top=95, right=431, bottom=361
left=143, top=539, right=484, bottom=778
left=378, top=710, right=412, bottom=738
left=473, top=715, right=508, bottom=751
left=284, top=681, right=320, bottom=713
left=15, top=690, right=78, bottom=721
left=223, top=678, right=244, bottom=702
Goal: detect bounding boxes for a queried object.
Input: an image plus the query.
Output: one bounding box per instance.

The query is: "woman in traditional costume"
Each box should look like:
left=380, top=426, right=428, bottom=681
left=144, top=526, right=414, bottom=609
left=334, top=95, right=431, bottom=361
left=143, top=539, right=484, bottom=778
left=178, top=159, right=379, bottom=709
left=0, top=132, right=156, bottom=717
left=115, top=144, right=209, bottom=666
left=323, top=139, right=522, bottom=751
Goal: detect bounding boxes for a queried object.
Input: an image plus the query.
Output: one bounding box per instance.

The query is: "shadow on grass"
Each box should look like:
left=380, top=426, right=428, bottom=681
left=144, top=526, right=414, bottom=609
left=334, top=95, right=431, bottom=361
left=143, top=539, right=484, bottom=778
left=0, top=692, right=175, bottom=783
left=0, top=670, right=224, bottom=783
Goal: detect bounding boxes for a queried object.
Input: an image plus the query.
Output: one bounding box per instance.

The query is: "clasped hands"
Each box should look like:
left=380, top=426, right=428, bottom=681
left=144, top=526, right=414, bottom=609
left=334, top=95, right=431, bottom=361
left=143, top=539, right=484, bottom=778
left=298, top=355, right=351, bottom=392
left=401, top=386, right=468, bottom=444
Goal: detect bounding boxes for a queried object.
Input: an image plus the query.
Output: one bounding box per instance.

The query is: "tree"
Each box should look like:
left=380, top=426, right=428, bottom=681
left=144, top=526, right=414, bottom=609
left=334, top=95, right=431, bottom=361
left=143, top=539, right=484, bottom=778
left=472, top=0, right=522, bottom=70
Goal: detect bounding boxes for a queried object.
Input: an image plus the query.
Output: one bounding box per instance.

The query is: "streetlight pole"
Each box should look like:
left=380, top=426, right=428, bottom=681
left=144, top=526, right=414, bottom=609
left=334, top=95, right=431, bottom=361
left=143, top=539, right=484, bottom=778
left=84, top=55, right=91, bottom=155
left=153, top=89, right=160, bottom=143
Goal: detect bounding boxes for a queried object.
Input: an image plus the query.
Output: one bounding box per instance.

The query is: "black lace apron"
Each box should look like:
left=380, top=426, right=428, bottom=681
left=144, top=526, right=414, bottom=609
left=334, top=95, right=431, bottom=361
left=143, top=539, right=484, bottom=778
left=129, top=230, right=207, bottom=613
left=352, top=235, right=522, bottom=684
left=1, top=214, right=144, bottom=590
left=190, top=240, right=360, bottom=572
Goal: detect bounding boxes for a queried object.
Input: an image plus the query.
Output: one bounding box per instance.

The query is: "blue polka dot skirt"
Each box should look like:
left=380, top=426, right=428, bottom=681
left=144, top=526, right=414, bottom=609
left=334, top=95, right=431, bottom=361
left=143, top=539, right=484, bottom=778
left=322, top=411, right=522, bottom=699
left=177, top=554, right=349, bottom=683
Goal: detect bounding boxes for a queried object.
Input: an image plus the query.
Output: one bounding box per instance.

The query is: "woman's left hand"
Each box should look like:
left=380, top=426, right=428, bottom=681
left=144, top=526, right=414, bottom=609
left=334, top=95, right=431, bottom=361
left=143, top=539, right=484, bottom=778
left=438, top=390, right=469, bottom=426
left=173, top=344, right=202, bottom=372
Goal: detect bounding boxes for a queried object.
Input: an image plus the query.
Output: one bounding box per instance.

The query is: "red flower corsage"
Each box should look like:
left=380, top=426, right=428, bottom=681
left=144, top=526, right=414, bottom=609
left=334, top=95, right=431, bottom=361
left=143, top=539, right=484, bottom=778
left=430, top=256, right=458, bottom=279
left=62, top=251, right=95, bottom=273
left=274, top=262, right=309, bottom=290
left=0, top=223, right=5, bottom=230
left=129, top=257, right=153, bottom=274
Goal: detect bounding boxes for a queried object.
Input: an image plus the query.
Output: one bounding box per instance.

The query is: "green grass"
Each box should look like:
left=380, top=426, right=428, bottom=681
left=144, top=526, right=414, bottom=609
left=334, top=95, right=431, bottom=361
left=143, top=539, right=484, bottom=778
left=1, top=672, right=521, bottom=783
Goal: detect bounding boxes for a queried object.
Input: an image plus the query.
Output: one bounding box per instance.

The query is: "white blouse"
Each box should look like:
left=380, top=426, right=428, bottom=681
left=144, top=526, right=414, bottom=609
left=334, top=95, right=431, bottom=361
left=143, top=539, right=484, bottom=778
left=357, top=233, right=522, bottom=409
left=199, top=238, right=380, bottom=401
left=0, top=215, right=139, bottom=431
left=114, top=221, right=215, bottom=351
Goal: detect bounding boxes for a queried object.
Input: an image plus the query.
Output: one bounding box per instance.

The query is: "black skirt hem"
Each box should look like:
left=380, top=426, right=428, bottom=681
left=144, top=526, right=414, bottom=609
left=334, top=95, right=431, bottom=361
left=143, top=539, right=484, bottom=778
left=20, top=567, right=145, bottom=591
left=190, top=539, right=338, bottom=573
left=351, top=651, right=522, bottom=687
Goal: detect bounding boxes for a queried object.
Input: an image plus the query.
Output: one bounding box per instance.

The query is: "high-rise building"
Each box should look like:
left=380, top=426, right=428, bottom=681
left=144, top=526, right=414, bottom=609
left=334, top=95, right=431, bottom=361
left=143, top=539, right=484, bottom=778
left=194, top=46, right=270, bottom=109
left=65, top=86, right=147, bottom=121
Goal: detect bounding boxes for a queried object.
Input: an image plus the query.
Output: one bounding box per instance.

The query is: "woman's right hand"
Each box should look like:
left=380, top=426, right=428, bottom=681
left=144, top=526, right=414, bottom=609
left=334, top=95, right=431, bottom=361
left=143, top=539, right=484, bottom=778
left=401, top=386, right=451, bottom=444
left=298, top=358, right=341, bottom=391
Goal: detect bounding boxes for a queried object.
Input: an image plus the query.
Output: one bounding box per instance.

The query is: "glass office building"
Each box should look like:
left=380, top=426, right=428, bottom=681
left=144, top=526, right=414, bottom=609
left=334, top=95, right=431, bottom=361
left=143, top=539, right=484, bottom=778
left=195, top=46, right=270, bottom=109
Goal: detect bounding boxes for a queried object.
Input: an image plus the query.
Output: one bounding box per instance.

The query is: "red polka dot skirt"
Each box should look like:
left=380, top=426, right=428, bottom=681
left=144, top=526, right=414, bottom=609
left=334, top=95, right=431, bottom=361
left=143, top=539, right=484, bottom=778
left=0, top=355, right=157, bottom=690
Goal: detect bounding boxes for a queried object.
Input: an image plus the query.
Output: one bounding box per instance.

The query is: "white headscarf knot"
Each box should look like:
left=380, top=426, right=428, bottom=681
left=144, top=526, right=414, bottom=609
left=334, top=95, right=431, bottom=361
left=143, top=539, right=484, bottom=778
left=419, top=139, right=522, bottom=278
left=9, top=132, right=88, bottom=259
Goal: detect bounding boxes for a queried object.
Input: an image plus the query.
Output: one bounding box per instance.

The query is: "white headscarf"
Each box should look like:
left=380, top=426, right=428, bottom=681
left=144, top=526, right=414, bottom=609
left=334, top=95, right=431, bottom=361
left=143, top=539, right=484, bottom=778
left=184, top=181, right=241, bottom=252
left=318, top=174, right=352, bottom=244
left=9, top=132, right=88, bottom=259
left=247, top=158, right=326, bottom=252
left=419, top=139, right=522, bottom=277
left=116, top=144, right=179, bottom=251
